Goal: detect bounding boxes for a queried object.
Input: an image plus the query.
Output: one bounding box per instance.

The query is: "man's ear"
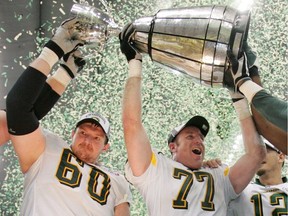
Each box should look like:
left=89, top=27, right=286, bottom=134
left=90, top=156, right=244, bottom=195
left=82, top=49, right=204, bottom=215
left=102, top=143, right=110, bottom=152
left=71, top=129, right=76, bottom=138
left=279, top=153, right=285, bottom=164
left=168, top=142, right=177, bottom=153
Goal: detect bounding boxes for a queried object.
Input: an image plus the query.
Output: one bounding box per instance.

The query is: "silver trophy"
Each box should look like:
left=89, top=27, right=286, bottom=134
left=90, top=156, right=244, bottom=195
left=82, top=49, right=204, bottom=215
left=131, top=5, right=250, bottom=88
left=70, top=3, right=120, bottom=51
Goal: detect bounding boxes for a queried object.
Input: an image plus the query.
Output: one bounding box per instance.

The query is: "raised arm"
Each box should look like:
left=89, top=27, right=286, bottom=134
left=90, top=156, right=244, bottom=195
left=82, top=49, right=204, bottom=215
left=120, top=24, right=153, bottom=176
left=6, top=58, right=52, bottom=173
left=6, top=18, right=84, bottom=173
left=227, top=52, right=266, bottom=194
left=241, top=41, right=287, bottom=155
left=0, top=50, right=85, bottom=148
left=229, top=113, right=266, bottom=193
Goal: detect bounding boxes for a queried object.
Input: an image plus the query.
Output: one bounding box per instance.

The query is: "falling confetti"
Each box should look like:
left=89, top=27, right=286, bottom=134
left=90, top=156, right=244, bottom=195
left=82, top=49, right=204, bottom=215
left=0, top=0, right=287, bottom=215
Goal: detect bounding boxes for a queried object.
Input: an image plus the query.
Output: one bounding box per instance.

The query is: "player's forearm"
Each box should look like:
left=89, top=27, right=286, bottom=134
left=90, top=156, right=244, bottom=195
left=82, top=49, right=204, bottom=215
left=33, top=80, right=61, bottom=120
left=30, top=57, right=54, bottom=77
left=235, top=90, right=266, bottom=159
left=230, top=116, right=266, bottom=193
left=122, top=60, right=153, bottom=176
left=122, top=77, right=142, bottom=125
left=122, top=59, right=143, bottom=130
left=122, top=77, right=152, bottom=176
left=240, top=116, right=266, bottom=158
left=46, top=76, right=66, bottom=95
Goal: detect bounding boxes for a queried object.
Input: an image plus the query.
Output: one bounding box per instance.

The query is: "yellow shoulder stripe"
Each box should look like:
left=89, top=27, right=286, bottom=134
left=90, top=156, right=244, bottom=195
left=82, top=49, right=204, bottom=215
left=151, top=152, right=157, bottom=166
left=224, top=166, right=230, bottom=176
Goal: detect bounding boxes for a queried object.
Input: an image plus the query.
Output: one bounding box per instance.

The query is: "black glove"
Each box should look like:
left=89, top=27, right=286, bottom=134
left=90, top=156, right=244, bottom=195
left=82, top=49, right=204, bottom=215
left=60, top=50, right=86, bottom=79
left=242, top=41, right=259, bottom=77
left=227, top=49, right=251, bottom=91
left=119, top=23, right=142, bottom=62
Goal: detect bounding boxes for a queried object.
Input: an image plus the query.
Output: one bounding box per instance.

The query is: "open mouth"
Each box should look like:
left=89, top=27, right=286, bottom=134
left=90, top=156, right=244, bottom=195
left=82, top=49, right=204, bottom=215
left=192, top=148, right=202, bottom=155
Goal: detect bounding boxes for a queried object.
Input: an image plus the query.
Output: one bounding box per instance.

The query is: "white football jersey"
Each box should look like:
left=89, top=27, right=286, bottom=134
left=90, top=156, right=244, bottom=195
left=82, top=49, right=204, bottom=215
left=20, top=129, right=132, bottom=216
left=227, top=178, right=288, bottom=216
left=125, top=149, right=237, bottom=216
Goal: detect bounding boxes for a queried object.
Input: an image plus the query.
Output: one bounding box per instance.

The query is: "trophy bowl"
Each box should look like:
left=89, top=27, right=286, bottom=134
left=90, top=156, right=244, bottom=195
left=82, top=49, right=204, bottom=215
left=131, top=5, right=250, bottom=89
left=70, top=3, right=121, bottom=50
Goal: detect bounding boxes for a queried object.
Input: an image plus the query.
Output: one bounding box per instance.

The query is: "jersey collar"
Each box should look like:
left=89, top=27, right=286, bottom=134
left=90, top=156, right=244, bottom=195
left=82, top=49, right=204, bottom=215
left=255, top=176, right=287, bottom=186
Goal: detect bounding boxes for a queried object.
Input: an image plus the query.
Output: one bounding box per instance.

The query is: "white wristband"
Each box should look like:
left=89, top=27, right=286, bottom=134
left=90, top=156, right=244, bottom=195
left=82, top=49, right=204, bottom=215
left=128, top=59, right=142, bottom=78
left=52, top=67, right=72, bottom=87
left=239, top=80, right=263, bottom=103
left=38, top=47, right=59, bottom=69
left=233, top=98, right=251, bottom=120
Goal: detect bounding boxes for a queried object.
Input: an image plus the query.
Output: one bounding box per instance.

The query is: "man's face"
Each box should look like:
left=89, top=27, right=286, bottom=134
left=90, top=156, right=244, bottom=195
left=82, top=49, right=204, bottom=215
left=257, top=147, right=280, bottom=176
left=71, top=122, right=109, bottom=164
left=169, top=126, right=205, bottom=170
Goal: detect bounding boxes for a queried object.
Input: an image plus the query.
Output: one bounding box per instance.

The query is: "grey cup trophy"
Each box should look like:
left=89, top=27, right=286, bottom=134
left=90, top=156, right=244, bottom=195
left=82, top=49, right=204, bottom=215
left=130, top=5, right=250, bottom=89
left=70, top=3, right=120, bottom=51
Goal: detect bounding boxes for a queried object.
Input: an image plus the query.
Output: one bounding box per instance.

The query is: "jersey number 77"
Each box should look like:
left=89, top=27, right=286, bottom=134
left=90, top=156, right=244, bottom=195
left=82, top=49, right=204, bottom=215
left=173, top=168, right=215, bottom=211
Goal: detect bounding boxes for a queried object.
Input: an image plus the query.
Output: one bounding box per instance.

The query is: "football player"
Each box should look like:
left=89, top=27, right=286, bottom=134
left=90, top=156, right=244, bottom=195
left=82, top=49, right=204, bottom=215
left=119, top=23, right=265, bottom=215
left=5, top=17, right=131, bottom=215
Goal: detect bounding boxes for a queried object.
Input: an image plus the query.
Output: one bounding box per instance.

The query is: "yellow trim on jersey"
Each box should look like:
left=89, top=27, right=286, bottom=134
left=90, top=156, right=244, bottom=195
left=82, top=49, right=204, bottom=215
left=224, top=167, right=230, bottom=176
left=151, top=152, right=157, bottom=166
